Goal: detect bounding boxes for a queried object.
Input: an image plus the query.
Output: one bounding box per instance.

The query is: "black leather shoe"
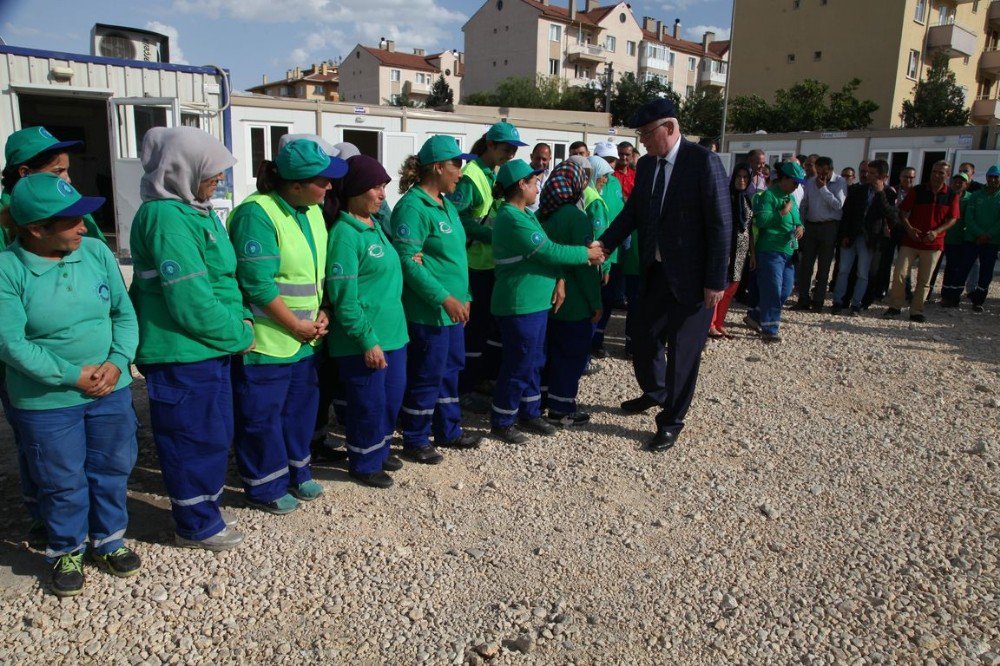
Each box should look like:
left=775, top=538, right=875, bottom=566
left=401, top=445, right=444, bottom=465
left=349, top=470, right=394, bottom=488
left=621, top=394, right=660, bottom=414
left=438, top=433, right=482, bottom=449
left=382, top=455, right=403, bottom=472
left=312, top=441, right=348, bottom=463
left=644, top=429, right=678, bottom=453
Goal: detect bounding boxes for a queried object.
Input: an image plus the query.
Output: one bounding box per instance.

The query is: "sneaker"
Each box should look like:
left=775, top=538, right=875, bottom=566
left=743, top=314, right=762, bottom=333
left=438, top=433, right=482, bottom=449
left=490, top=425, right=529, bottom=444
left=591, top=347, right=608, bottom=359
left=247, top=493, right=299, bottom=515
left=349, top=470, right=394, bottom=489
left=830, top=305, right=843, bottom=315
left=761, top=332, right=782, bottom=343
left=883, top=308, right=902, bottom=317
left=89, top=546, right=141, bottom=578
left=909, top=313, right=926, bottom=323
left=459, top=393, right=491, bottom=415
left=289, top=480, right=324, bottom=501
left=221, top=510, right=239, bottom=527
left=50, top=553, right=84, bottom=597
left=382, top=454, right=404, bottom=472
left=973, top=304, right=985, bottom=313
left=519, top=417, right=558, bottom=436
left=547, top=411, right=591, bottom=427
left=176, top=527, right=245, bottom=551
left=401, top=445, right=444, bottom=465
left=849, top=306, right=860, bottom=317
left=582, top=361, right=601, bottom=376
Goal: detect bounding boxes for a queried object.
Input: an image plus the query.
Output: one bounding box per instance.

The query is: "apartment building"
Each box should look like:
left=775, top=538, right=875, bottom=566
left=338, top=42, right=464, bottom=106
left=461, top=0, right=729, bottom=101
left=728, top=0, right=999, bottom=128
left=247, top=61, right=339, bottom=101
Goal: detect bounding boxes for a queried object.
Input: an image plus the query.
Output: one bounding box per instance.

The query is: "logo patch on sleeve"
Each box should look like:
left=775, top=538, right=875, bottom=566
left=244, top=240, right=262, bottom=256
left=329, top=263, right=344, bottom=276
left=530, top=232, right=543, bottom=245
left=397, top=224, right=411, bottom=238
left=160, top=260, right=181, bottom=278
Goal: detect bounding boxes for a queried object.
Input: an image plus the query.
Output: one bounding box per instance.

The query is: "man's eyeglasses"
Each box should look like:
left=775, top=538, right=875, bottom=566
left=635, top=120, right=669, bottom=139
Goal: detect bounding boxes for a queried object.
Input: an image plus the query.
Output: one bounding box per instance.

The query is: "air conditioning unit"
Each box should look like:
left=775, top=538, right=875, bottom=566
left=91, top=24, right=170, bottom=63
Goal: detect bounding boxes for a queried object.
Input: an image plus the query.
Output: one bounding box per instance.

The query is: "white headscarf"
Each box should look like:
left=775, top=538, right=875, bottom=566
left=139, top=126, right=236, bottom=211
left=588, top=156, right=614, bottom=189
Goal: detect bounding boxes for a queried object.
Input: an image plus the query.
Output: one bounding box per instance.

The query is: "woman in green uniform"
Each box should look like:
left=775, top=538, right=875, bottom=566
left=489, top=159, right=605, bottom=444
left=228, top=139, right=346, bottom=514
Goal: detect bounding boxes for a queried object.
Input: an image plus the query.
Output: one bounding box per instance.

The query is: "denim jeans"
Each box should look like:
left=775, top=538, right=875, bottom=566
left=833, top=236, right=875, bottom=308
left=756, top=251, right=796, bottom=335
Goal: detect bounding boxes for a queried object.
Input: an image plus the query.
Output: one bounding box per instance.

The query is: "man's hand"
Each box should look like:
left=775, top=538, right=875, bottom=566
left=924, top=229, right=939, bottom=242
left=292, top=319, right=323, bottom=343
left=586, top=244, right=605, bottom=266
left=75, top=364, right=102, bottom=394
left=780, top=200, right=794, bottom=217
left=793, top=225, right=804, bottom=240
left=315, top=310, right=330, bottom=337
left=906, top=225, right=921, bottom=242
left=551, top=279, right=566, bottom=313
left=590, top=240, right=610, bottom=258
left=816, top=173, right=828, bottom=188
left=703, top=288, right=724, bottom=310
left=443, top=295, right=469, bottom=323
left=87, top=362, right=122, bottom=398
left=591, top=308, right=603, bottom=324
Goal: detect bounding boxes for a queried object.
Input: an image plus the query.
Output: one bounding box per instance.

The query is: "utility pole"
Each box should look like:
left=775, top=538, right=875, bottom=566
left=720, top=0, right=737, bottom=151
left=604, top=62, right=614, bottom=118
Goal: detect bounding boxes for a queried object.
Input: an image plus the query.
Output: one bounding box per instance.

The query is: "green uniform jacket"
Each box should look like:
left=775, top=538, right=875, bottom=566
left=451, top=158, right=496, bottom=245
left=541, top=204, right=602, bottom=322
left=390, top=186, right=471, bottom=327
left=945, top=192, right=971, bottom=245
left=491, top=202, right=590, bottom=317
left=0, top=237, right=136, bottom=410
left=601, top=178, right=625, bottom=265
left=228, top=193, right=319, bottom=365
left=0, top=190, right=107, bottom=250
left=584, top=186, right=612, bottom=275
left=963, top=188, right=1000, bottom=243
left=753, top=185, right=803, bottom=256
left=129, top=199, right=254, bottom=365
left=325, top=211, right=408, bottom=356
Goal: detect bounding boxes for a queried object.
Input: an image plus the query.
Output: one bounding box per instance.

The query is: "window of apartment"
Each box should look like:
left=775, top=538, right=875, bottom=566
left=605, top=36, right=616, bottom=52
left=938, top=4, right=955, bottom=25
left=715, top=60, right=726, bottom=74
left=686, top=85, right=695, bottom=97
left=814, top=51, right=823, bottom=61
left=688, top=56, right=696, bottom=71
left=906, top=49, right=920, bottom=79
left=973, top=0, right=979, bottom=12
left=792, top=0, right=801, bottom=8
left=959, top=85, right=969, bottom=105
left=390, top=69, right=400, bottom=82
left=914, top=0, right=926, bottom=23
left=549, top=24, right=561, bottom=42
left=626, top=40, right=636, bottom=56
left=390, top=94, right=400, bottom=104
left=549, top=58, right=560, bottom=75
left=249, top=124, right=289, bottom=180
left=279, top=85, right=291, bottom=96
left=669, top=52, right=675, bottom=67
left=787, top=53, right=796, bottom=63
left=313, top=85, right=324, bottom=95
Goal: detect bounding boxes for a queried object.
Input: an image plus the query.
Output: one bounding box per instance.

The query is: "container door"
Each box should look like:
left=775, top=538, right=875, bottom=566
left=107, top=97, right=180, bottom=259
left=381, top=132, right=417, bottom=207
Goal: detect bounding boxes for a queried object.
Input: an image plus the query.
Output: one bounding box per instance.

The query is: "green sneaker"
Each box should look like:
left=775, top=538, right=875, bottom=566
left=51, top=553, right=85, bottom=597
left=89, top=546, right=142, bottom=578
left=289, top=480, right=324, bottom=501
left=247, top=493, right=299, bottom=515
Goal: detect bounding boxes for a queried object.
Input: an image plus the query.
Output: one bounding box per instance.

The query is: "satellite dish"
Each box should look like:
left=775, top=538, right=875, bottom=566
left=98, top=32, right=137, bottom=59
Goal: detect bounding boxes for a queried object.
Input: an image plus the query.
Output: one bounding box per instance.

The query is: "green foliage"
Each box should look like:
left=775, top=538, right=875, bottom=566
left=679, top=88, right=724, bottom=140
left=385, top=81, right=419, bottom=108
left=425, top=75, right=454, bottom=108
left=609, top=72, right=678, bottom=127
left=463, top=74, right=599, bottom=111
left=727, top=79, right=879, bottom=133
left=900, top=53, right=970, bottom=127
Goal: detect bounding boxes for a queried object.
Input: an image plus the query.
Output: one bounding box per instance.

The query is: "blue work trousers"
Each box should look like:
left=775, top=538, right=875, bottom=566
left=460, top=268, right=501, bottom=392
left=756, top=251, right=796, bottom=335
left=945, top=242, right=999, bottom=306
left=338, top=347, right=406, bottom=474
left=492, top=311, right=548, bottom=428
left=14, top=387, right=137, bottom=561
left=233, top=355, right=318, bottom=503
left=401, top=323, right=464, bottom=449
left=1, top=383, right=39, bottom=522
left=140, top=357, right=233, bottom=542
left=545, top=318, right=593, bottom=415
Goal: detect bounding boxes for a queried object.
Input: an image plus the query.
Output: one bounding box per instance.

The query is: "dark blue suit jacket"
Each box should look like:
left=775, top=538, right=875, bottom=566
left=599, top=138, right=732, bottom=305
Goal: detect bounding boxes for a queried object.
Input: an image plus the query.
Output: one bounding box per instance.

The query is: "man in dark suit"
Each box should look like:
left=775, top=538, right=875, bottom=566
left=593, top=98, right=732, bottom=452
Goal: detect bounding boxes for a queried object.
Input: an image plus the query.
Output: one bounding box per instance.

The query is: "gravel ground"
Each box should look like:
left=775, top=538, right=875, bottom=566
left=0, top=300, right=997, bottom=665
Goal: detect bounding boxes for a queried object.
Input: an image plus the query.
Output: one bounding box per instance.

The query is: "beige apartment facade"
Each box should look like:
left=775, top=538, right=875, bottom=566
left=728, top=0, right=998, bottom=128
left=462, top=0, right=729, bottom=102
left=338, top=43, right=464, bottom=106
left=247, top=61, right=339, bottom=101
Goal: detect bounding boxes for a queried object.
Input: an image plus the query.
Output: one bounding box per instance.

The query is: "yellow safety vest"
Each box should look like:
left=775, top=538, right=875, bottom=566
left=462, top=161, right=497, bottom=270
left=232, top=192, right=328, bottom=359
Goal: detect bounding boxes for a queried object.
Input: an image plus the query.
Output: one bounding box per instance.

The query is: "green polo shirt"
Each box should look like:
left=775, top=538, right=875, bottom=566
left=0, top=237, right=136, bottom=410
left=603, top=177, right=624, bottom=265
left=491, top=202, right=590, bottom=317
left=450, top=158, right=495, bottom=244
left=129, top=199, right=254, bottom=365
left=0, top=190, right=108, bottom=250
left=390, top=186, right=471, bottom=327
left=753, top=185, right=803, bottom=256
left=963, top=188, right=1000, bottom=243
left=584, top=186, right=612, bottom=275
left=541, top=204, right=602, bottom=322
left=228, top=192, right=317, bottom=366
left=325, top=211, right=408, bottom=356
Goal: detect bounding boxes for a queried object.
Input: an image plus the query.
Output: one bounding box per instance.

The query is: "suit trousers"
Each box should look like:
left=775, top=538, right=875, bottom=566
left=632, top=266, right=713, bottom=435
left=796, top=221, right=838, bottom=306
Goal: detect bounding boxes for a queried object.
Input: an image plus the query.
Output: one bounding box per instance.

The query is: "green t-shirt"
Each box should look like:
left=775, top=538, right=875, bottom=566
left=541, top=204, right=602, bottom=322
left=0, top=237, right=136, bottom=409
left=390, top=186, right=471, bottom=327
left=962, top=188, right=1000, bottom=243
left=490, top=202, right=589, bottom=317
left=325, top=211, right=408, bottom=356
left=129, top=199, right=254, bottom=365
left=752, top=185, right=803, bottom=256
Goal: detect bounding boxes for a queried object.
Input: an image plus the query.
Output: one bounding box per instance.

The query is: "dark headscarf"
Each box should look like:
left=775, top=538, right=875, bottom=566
left=730, top=162, right=753, bottom=234
left=338, top=155, right=391, bottom=212
left=538, top=160, right=588, bottom=219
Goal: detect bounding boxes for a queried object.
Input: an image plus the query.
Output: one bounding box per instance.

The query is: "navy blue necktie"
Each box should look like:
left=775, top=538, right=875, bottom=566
left=649, top=158, right=667, bottom=222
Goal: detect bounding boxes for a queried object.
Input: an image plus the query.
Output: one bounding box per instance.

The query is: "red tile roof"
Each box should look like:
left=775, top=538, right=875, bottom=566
left=641, top=29, right=727, bottom=60
left=361, top=46, right=465, bottom=77
left=518, top=0, right=612, bottom=28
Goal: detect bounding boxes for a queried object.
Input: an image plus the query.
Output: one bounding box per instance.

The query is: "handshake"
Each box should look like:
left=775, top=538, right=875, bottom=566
left=587, top=241, right=610, bottom=266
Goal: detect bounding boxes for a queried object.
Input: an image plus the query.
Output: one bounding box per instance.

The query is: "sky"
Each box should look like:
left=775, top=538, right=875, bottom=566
left=0, top=0, right=733, bottom=91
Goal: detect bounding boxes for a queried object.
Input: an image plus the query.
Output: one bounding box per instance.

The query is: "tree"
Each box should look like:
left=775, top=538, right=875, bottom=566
left=679, top=88, right=724, bottom=140
left=900, top=52, right=970, bottom=127
left=727, top=94, right=772, bottom=134
left=609, top=72, right=678, bottom=127
left=727, top=79, right=879, bottom=133
left=464, top=74, right=596, bottom=111
left=385, top=81, right=419, bottom=108
left=425, top=75, right=454, bottom=108
left=771, top=79, right=831, bottom=132
left=826, top=79, right=879, bottom=130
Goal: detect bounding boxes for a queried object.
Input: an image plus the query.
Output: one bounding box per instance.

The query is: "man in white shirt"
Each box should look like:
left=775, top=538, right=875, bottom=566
left=525, top=142, right=551, bottom=213
left=795, top=156, right=847, bottom=311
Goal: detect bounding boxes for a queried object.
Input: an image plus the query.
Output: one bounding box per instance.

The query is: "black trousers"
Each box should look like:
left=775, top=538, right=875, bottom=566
left=632, top=268, right=713, bottom=435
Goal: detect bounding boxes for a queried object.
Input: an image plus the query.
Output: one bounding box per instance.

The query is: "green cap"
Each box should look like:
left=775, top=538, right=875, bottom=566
left=496, top=158, right=544, bottom=191
left=954, top=172, right=970, bottom=182
left=417, top=135, right=475, bottom=165
left=780, top=161, right=807, bottom=184
left=4, top=126, right=83, bottom=168
left=9, top=173, right=105, bottom=226
left=275, top=139, right=348, bottom=180
left=485, top=121, right=528, bottom=147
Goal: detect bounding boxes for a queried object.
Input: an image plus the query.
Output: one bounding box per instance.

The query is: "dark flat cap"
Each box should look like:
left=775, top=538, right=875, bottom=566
left=627, top=97, right=677, bottom=129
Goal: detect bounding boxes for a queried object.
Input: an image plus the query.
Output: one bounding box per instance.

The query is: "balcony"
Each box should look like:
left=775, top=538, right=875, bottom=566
left=698, top=66, right=727, bottom=88
left=926, top=23, right=978, bottom=58
left=566, top=42, right=607, bottom=63
left=639, top=51, right=672, bottom=72
left=981, top=49, right=1000, bottom=76
left=971, top=98, right=1000, bottom=123
left=990, top=0, right=1000, bottom=30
